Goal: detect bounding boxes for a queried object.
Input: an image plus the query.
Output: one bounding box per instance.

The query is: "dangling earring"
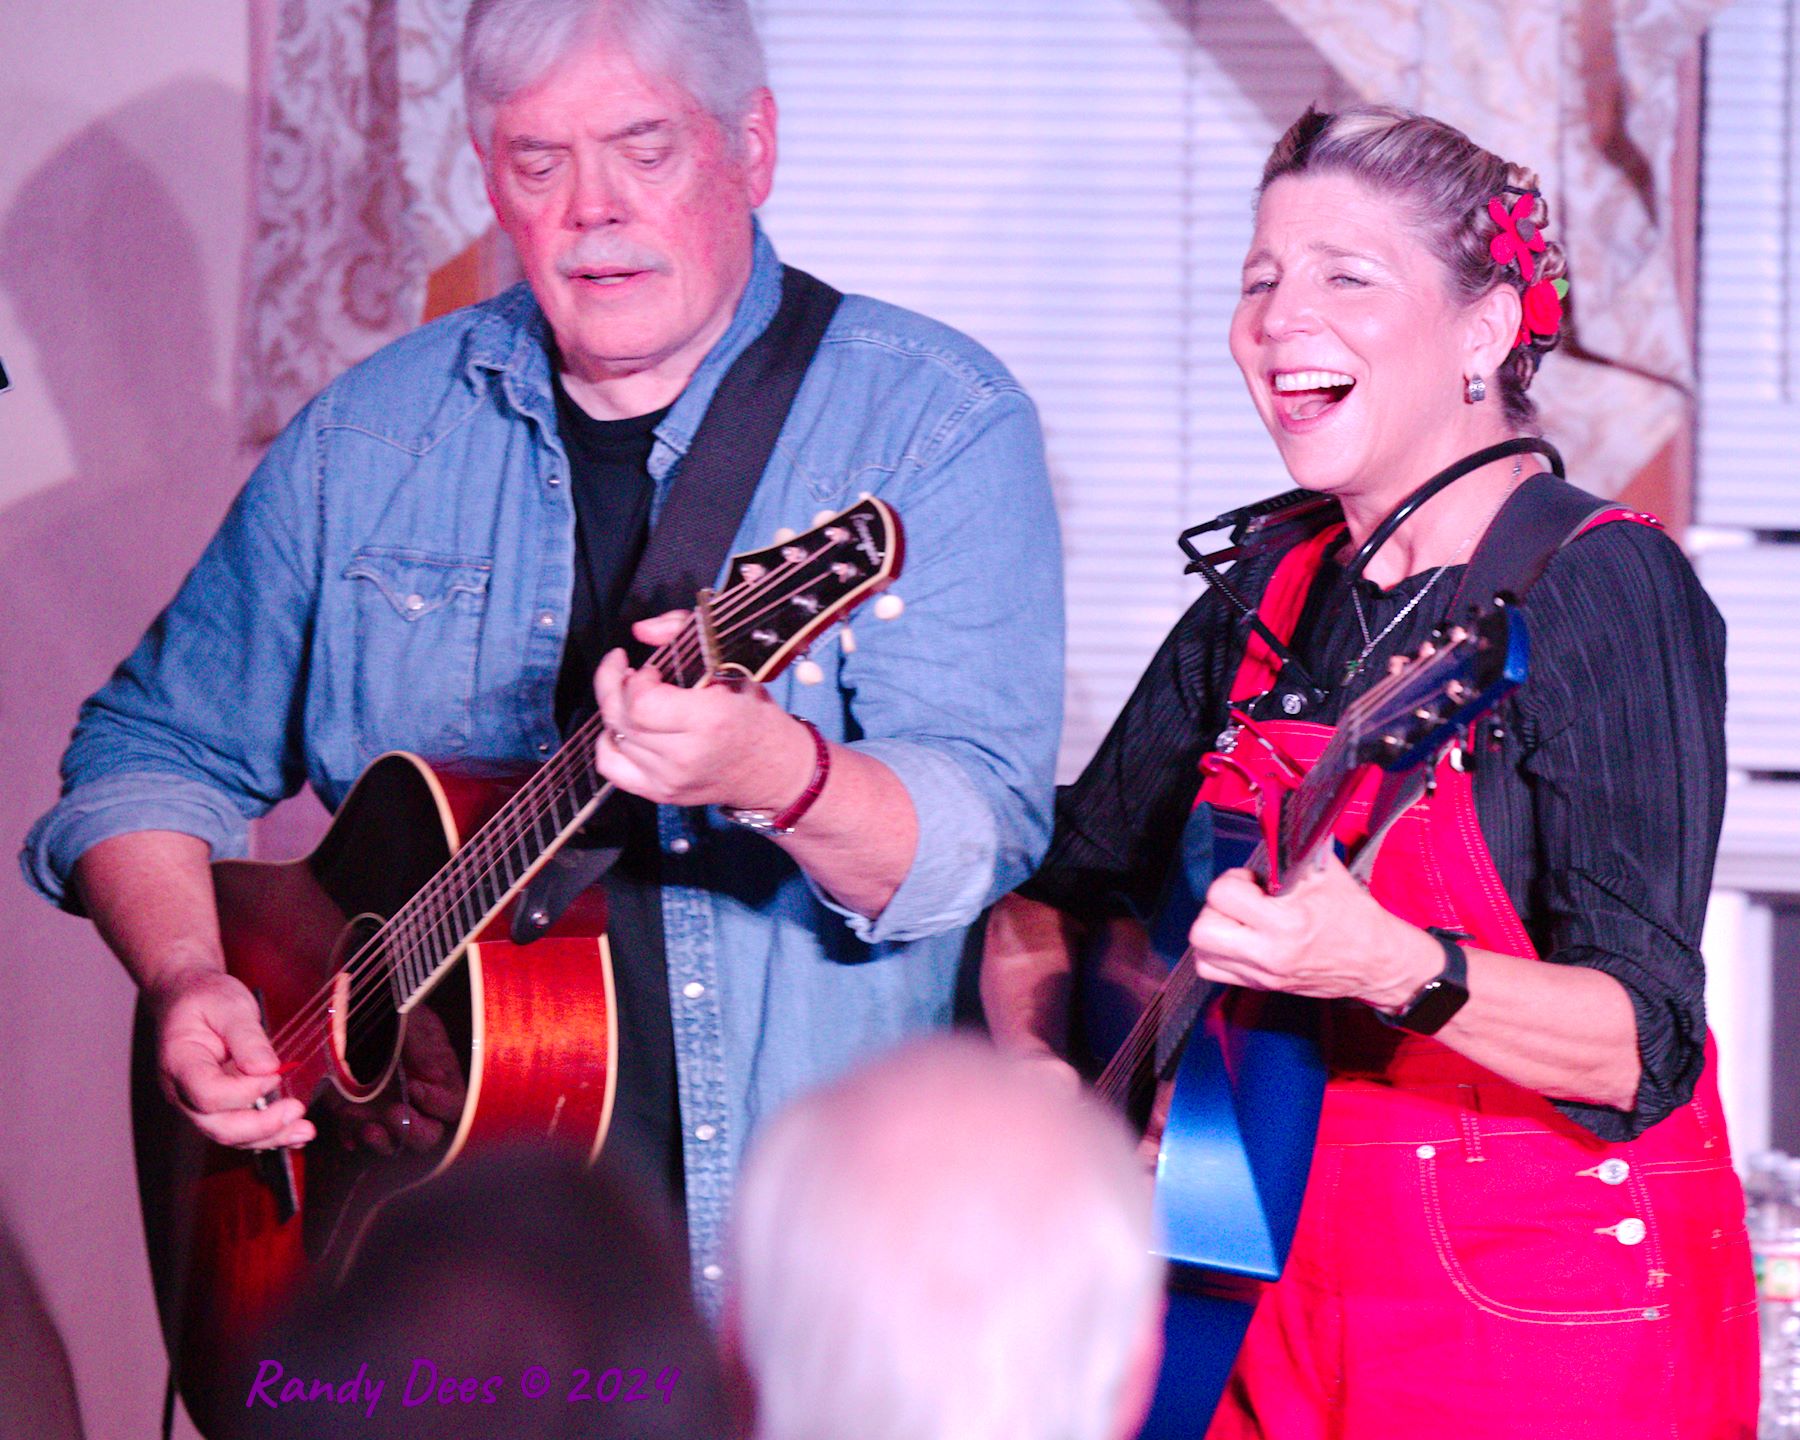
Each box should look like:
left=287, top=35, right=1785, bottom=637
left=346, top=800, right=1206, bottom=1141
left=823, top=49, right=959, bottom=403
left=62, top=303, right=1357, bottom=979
left=1465, top=374, right=1487, bottom=404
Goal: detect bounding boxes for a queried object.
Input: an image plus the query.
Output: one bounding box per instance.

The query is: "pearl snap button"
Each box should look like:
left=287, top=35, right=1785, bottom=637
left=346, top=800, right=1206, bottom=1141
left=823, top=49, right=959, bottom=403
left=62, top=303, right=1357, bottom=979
left=702, top=1263, right=723, bottom=1282
left=1612, top=1218, right=1647, bottom=1246
left=1597, top=1158, right=1631, bottom=1186
left=695, top=1124, right=717, bottom=1142
left=405, top=594, right=425, bottom=612
left=1416, top=1144, right=1436, bottom=1159
left=683, top=981, right=705, bottom=1000
left=669, top=837, right=692, bottom=855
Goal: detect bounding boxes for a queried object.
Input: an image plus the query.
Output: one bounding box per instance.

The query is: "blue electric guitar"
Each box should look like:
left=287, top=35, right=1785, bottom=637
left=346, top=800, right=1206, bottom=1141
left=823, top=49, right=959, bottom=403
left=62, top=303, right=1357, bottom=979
left=1079, top=603, right=1529, bottom=1436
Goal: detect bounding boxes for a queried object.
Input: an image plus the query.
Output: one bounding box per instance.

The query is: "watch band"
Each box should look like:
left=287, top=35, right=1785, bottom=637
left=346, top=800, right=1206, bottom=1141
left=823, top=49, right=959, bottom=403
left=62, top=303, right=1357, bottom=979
left=1380, top=928, right=1471, bottom=1036
left=721, top=717, right=831, bottom=836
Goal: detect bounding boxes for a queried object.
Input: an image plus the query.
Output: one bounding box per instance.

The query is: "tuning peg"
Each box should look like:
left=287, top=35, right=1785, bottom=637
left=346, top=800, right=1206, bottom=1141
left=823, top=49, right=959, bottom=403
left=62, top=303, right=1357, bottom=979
left=774, top=527, right=798, bottom=544
left=812, top=509, right=836, bottom=527
left=796, top=659, right=824, bottom=685
left=837, top=624, right=857, bottom=654
left=874, top=594, right=904, bottom=621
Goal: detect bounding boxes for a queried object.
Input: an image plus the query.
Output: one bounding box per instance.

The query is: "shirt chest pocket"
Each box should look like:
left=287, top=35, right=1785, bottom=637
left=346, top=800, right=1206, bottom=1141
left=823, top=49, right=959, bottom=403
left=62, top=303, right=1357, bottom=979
left=343, top=548, right=492, bottom=761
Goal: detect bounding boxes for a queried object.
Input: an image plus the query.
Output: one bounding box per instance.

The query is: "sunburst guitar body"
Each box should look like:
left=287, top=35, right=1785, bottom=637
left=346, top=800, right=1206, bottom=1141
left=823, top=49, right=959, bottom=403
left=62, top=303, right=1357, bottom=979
left=132, top=498, right=905, bottom=1436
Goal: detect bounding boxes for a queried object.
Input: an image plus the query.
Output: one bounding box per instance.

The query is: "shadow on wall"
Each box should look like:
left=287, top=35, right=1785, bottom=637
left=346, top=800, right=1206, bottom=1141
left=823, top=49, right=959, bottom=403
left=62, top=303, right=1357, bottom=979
left=0, top=77, right=252, bottom=1440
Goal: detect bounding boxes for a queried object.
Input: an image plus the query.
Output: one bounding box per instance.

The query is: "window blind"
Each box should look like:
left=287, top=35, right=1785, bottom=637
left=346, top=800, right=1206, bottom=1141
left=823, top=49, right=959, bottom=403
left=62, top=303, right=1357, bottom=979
left=1698, top=0, right=1800, bottom=527
left=753, top=0, right=1341, bottom=778
left=1695, top=0, right=1800, bottom=895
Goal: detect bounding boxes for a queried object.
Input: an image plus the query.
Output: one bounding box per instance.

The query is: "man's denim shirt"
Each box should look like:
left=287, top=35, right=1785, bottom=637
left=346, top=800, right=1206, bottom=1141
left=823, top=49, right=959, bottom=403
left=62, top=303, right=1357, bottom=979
left=23, top=225, right=1064, bottom=1301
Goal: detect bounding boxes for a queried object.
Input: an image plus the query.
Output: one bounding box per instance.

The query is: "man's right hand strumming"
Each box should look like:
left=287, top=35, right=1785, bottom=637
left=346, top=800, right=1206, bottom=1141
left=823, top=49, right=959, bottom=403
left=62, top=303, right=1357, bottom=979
left=144, top=963, right=312, bottom=1150
left=75, top=830, right=313, bottom=1151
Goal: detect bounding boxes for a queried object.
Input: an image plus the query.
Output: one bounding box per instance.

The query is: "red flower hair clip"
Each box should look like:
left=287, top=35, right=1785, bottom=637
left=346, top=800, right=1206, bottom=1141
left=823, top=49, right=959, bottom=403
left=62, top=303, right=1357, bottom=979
left=1515, top=278, right=1568, bottom=349
left=1488, top=194, right=1544, bottom=282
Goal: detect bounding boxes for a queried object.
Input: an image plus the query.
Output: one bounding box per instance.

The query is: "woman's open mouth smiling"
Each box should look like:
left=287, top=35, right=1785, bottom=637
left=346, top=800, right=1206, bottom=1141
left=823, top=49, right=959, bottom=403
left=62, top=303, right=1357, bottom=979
left=1270, top=368, right=1356, bottom=429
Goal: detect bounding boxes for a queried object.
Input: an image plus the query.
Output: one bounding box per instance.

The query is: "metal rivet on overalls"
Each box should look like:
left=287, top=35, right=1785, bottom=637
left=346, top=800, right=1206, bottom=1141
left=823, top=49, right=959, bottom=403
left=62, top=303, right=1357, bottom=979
left=1281, top=692, right=1304, bottom=716
left=1597, top=1158, right=1630, bottom=1185
left=1605, top=1217, right=1647, bottom=1246
left=1416, top=1144, right=1436, bottom=1159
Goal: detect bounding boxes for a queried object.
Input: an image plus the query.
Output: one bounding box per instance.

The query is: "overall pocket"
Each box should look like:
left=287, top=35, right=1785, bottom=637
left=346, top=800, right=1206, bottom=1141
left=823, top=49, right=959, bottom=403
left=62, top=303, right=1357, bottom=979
left=343, top=548, right=491, bottom=761
left=1416, top=1130, right=1664, bottom=1324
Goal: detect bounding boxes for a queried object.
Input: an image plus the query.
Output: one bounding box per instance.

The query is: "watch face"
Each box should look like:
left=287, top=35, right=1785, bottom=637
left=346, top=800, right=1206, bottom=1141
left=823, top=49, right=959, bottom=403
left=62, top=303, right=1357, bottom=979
left=1395, top=977, right=1471, bottom=1036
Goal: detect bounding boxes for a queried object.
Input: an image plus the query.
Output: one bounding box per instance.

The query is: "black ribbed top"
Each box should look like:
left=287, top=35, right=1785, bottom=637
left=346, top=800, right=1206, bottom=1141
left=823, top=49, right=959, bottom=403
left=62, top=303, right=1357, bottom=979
left=1022, top=511, right=1727, bottom=1142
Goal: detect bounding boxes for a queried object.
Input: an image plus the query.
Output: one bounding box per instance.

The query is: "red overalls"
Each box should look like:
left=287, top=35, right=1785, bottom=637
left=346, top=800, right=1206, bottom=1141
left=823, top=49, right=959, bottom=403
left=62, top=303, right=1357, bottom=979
left=1196, top=523, right=1759, bottom=1440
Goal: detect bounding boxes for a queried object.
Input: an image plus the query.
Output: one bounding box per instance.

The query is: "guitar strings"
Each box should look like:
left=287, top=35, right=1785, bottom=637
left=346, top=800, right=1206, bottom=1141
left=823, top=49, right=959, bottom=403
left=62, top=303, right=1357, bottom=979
left=272, top=551, right=839, bottom=1069
left=265, top=535, right=828, bottom=1057
left=1092, top=644, right=1445, bottom=1109
left=270, top=536, right=840, bottom=1062
left=359, top=543, right=856, bottom=979
left=265, top=527, right=886, bottom=1072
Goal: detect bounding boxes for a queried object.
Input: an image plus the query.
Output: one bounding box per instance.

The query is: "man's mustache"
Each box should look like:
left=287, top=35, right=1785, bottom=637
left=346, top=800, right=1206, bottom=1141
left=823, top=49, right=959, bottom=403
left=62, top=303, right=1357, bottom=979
left=556, top=242, right=671, bottom=278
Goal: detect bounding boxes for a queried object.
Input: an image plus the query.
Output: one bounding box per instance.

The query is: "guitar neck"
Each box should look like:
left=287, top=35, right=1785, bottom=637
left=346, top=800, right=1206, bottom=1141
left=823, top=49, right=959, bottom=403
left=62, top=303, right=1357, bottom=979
left=380, top=637, right=711, bottom=1015
left=372, top=497, right=905, bottom=1013
left=1093, top=732, right=1379, bottom=1112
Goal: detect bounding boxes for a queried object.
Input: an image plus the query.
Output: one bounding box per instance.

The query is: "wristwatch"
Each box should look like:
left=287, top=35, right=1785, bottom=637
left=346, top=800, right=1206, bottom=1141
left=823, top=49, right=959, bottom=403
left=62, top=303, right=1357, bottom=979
left=1380, top=928, right=1471, bottom=1036
left=720, top=717, right=831, bottom=836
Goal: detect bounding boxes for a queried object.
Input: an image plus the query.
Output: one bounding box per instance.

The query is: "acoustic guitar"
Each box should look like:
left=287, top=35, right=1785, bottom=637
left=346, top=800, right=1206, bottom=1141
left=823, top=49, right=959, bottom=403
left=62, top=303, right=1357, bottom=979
left=133, top=498, right=903, bottom=1437
left=1076, top=603, right=1529, bottom=1437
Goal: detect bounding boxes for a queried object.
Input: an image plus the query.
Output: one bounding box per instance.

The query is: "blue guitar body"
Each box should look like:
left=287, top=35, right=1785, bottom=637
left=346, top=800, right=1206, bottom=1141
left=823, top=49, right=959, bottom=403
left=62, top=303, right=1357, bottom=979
left=1128, top=808, right=1327, bottom=1439
left=1077, top=602, right=1529, bottom=1436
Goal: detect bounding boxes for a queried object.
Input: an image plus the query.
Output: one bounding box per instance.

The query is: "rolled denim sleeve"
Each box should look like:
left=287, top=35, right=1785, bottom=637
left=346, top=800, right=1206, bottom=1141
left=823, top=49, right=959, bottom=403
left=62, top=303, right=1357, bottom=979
left=812, top=386, right=1063, bottom=944
left=20, top=402, right=321, bottom=911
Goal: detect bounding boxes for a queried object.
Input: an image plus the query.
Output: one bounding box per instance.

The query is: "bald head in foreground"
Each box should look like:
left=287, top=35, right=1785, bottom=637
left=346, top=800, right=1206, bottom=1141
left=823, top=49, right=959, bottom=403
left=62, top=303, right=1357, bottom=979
left=727, top=1036, right=1165, bottom=1440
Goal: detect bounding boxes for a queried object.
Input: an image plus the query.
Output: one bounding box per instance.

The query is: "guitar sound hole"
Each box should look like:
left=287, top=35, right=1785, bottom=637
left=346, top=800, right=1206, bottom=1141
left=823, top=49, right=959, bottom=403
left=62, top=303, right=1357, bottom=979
left=330, top=915, right=402, bottom=1094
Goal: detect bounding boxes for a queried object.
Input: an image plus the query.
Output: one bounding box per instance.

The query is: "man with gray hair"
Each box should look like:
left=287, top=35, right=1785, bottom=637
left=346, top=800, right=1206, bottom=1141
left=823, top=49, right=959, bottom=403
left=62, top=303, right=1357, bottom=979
left=727, top=1034, right=1166, bottom=1440
left=24, top=0, right=1062, bottom=1317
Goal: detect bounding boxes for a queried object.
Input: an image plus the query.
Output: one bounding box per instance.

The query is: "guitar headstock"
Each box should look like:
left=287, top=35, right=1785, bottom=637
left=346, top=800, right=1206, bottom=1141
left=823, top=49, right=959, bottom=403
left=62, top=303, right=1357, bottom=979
left=709, top=497, right=905, bottom=682
left=1345, top=598, right=1530, bottom=773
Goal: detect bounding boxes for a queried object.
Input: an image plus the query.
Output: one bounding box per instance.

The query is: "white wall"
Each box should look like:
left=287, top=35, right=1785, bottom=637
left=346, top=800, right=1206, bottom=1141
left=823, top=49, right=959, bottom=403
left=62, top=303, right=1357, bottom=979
left=0, top=4, right=256, bottom=1436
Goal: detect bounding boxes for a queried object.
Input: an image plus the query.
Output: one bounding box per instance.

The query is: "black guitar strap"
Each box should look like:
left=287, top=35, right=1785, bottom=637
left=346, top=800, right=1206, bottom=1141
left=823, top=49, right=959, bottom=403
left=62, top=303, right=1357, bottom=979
left=1450, top=470, right=1629, bottom=614
left=511, top=265, right=843, bottom=944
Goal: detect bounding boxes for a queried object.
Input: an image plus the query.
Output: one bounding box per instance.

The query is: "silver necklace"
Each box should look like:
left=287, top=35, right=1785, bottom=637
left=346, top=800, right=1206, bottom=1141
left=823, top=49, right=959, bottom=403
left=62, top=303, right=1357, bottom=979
left=1341, top=459, right=1522, bottom=684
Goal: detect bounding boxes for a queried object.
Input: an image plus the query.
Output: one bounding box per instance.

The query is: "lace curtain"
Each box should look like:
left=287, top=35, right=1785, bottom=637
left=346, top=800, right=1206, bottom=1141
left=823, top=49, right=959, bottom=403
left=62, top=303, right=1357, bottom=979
left=1262, top=0, right=1725, bottom=490
left=238, top=0, right=488, bottom=443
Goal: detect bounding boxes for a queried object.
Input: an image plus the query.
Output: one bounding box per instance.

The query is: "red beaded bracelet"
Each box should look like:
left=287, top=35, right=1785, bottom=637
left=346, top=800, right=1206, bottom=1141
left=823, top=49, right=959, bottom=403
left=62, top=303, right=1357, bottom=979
left=720, top=717, right=831, bottom=836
